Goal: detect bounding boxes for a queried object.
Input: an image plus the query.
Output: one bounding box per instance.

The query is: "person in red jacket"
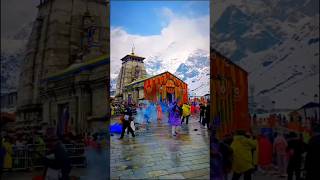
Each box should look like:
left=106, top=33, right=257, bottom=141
left=258, top=133, right=273, bottom=172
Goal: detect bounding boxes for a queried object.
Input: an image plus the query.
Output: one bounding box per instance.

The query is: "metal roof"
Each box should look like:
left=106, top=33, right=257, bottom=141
left=125, top=71, right=187, bottom=88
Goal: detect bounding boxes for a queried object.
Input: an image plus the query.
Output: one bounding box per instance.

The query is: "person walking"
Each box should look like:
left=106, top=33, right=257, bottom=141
left=181, top=103, right=191, bottom=125
left=119, top=106, right=135, bottom=139
left=231, top=130, right=257, bottom=180
left=286, top=132, right=305, bottom=180
left=220, top=135, right=234, bottom=180
left=168, top=101, right=182, bottom=136
left=199, top=103, right=205, bottom=123
left=273, top=132, right=288, bottom=177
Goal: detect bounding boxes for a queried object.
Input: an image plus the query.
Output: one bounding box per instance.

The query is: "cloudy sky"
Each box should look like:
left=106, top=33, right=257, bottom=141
left=1, top=0, right=38, bottom=53
left=110, top=1, right=210, bottom=79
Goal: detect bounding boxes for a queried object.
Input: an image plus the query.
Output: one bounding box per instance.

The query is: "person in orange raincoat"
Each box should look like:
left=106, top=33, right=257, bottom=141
left=157, top=103, right=162, bottom=120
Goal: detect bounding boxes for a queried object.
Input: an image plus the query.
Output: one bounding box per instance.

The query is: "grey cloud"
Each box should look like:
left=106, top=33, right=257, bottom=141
left=1, top=0, right=38, bottom=38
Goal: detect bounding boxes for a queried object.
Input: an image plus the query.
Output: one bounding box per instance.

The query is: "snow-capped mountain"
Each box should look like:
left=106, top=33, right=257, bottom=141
left=175, top=49, right=210, bottom=96
left=212, top=0, right=319, bottom=109
left=1, top=51, right=23, bottom=93
left=1, top=22, right=32, bottom=94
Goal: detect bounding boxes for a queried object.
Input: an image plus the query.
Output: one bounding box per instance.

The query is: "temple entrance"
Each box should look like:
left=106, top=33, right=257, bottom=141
left=167, top=93, right=173, bottom=103
left=57, top=103, right=69, bottom=137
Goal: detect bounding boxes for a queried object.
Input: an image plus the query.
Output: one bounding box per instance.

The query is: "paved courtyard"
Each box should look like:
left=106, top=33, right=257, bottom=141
left=110, top=115, right=210, bottom=179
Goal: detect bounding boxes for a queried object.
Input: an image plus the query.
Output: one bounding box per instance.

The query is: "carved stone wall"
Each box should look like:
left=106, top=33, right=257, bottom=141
left=17, top=0, right=108, bottom=126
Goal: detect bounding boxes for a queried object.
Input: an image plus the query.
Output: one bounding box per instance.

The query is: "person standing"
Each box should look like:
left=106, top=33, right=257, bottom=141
left=168, top=101, right=182, bottom=136
left=181, top=103, right=191, bottom=125
left=257, top=133, right=273, bottom=173
left=157, top=103, right=163, bottom=121
left=119, top=106, right=135, bottom=139
left=305, top=126, right=320, bottom=180
left=199, top=103, right=205, bottom=123
left=231, top=131, right=257, bottom=180
left=44, top=136, right=71, bottom=180
left=202, top=102, right=210, bottom=129
left=286, top=132, right=305, bottom=180
left=3, top=137, right=13, bottom=170
left=220, top=135, right=234, bottom=180
left=273, top=132, right=288, bottom=177
left=0, top=137, right=6, bottom=176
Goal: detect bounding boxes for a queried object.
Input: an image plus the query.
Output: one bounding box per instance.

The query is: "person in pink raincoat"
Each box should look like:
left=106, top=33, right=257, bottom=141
left=157, top=103, right=163, bottom=120
left=273, top=132, right=288, bottom=177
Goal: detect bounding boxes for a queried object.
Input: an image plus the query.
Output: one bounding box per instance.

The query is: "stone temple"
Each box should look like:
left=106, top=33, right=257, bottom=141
left=16, top=0, right=109, bottom=135
left=115, top=50, right=147, bottom=101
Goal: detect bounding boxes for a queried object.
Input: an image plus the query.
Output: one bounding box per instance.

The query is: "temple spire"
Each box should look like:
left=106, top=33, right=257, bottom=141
left=131, top=43, right=135, bottom=55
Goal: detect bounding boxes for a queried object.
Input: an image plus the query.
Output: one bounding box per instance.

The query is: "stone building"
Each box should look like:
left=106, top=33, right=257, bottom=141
left=115, top=51, right=147, bottom=100
left=17, top=0, right=109, bottom=134
left=1, top=91, right=17, bottom=113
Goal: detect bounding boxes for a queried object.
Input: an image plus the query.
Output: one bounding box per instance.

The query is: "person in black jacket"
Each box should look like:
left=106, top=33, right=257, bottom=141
left=44, top=137, right=71, bottom=180
left=119, top=106, right=135, bottom=139
left=220, top=135, right=233, bottom=180
left=203, top=102, right=210, bottom=129
left=305, top=126, right=320, bottom=180
left=199, top=103, right=205, bottom=123
left=286, top=132, right=306, bottom=180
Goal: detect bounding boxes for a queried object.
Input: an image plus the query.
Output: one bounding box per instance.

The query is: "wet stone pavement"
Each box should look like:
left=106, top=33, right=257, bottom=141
left=110, top=115, right=210, bottom=179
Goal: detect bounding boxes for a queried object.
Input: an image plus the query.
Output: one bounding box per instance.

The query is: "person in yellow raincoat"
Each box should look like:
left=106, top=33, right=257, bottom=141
left=181, top=103, right=191, bottom=124
left=3, top=137, right=13, bottom=169
left=231, top=131, right=257, bottom=180
left=111, top=104, right=115, bottom=116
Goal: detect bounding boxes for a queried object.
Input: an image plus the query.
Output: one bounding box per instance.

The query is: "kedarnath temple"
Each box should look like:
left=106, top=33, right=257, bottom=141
left=115, top=51, right=188, bottom=105
left=16, top=0, right=109, bottom=135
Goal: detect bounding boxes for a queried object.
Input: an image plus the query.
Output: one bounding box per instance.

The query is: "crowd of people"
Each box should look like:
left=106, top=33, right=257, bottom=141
left=0, top=128, right=95, bottom=179
left=212, top=122, right=320, bottom=180
left=110, top=98, right=211, bottom=139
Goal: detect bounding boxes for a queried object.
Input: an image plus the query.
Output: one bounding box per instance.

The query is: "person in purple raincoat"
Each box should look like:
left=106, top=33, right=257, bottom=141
left=168, top=101, right=182, bottom=136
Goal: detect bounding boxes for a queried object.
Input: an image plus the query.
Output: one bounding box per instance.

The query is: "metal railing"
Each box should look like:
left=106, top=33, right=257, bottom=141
left=5, top=143, right=87, bottom=171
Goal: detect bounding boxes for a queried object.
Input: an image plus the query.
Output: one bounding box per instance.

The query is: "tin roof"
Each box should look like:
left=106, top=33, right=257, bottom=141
left=125, top=71, right=187, bottom=88
left=211, top=48, right=248, bottom=75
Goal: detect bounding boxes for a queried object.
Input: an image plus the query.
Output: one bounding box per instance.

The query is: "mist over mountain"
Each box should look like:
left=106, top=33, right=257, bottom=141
left=211, top=0, right=319, bottom=109
left=1, top=22, right=32, bottom=94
